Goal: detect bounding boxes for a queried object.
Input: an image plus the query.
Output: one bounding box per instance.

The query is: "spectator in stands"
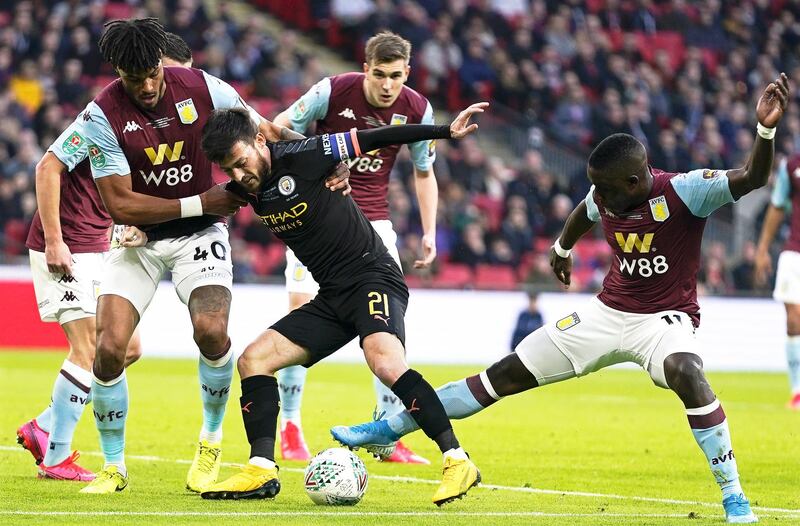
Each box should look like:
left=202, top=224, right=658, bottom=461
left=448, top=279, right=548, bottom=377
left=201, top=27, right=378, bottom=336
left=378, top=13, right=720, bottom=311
left=458, top=39, right=495, bottom=97
left=452, top=222, right=488, bottom=268
left=510, top=290, right=543, bottom=352
left=420, top=22, right=462, bottom=95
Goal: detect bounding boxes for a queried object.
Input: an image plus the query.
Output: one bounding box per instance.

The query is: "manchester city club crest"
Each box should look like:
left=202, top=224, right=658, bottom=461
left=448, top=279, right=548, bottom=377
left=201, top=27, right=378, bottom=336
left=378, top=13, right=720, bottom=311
left=278, top=175, right=296, bottom=196
left=649, top=195, right=670, bottom=222
left=175, top=98, right=198, bottom=124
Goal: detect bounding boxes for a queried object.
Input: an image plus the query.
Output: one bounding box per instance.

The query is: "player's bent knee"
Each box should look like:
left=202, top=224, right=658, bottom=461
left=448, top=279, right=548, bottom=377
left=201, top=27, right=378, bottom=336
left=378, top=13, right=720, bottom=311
left=664, top=353, right=706, bottom=388
left=192, top=315, right=229, bottom=354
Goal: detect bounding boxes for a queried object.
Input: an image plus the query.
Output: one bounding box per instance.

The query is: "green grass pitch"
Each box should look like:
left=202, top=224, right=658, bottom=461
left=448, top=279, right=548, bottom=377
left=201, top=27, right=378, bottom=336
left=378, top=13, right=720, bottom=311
left=1, top=350, right=798, bottom=526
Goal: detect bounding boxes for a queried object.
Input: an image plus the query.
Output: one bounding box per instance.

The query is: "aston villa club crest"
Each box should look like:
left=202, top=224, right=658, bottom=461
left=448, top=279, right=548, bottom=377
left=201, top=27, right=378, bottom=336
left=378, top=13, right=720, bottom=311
left=390, top=113, right=408, bottom=125
left=649, top=195, right=670, bottom=222
left=175, top=98, right=198, bottom=124
left=278, top=175, right=296, bottom=196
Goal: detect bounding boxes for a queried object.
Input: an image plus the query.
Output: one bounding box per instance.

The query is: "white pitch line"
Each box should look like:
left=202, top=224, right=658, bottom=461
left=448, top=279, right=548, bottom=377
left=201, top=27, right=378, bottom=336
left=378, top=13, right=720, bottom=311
left=2, top=445, right=798, bottom=515
left=0, top=511, right=771, bottom=518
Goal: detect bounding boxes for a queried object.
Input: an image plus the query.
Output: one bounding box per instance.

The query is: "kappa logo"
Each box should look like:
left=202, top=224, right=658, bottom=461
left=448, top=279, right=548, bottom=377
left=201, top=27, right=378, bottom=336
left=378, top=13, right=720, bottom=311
left=61, top=291, right=77, bottom=302
left=123, top=121, right=142, bottom=133
left=338, top=108, right=356, bottom=120
left=278, top=175, right=296, bottom=196
left=58, top=274, right=76, bottom=284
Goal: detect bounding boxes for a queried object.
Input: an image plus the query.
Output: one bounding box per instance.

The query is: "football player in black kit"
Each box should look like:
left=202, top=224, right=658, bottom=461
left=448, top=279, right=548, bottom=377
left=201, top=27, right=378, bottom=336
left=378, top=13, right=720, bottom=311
left=197, top=102, right=488, bottom=506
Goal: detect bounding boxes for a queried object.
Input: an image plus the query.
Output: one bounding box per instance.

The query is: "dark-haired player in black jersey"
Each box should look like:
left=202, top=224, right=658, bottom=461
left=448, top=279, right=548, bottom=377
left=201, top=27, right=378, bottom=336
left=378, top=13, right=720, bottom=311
left=191, top=102, right=488, bottom=506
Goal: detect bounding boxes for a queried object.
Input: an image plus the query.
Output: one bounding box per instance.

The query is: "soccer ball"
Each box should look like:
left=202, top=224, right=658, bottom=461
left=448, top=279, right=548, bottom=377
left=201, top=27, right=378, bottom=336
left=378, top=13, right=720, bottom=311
left=304, top=448, right=368, bottom=505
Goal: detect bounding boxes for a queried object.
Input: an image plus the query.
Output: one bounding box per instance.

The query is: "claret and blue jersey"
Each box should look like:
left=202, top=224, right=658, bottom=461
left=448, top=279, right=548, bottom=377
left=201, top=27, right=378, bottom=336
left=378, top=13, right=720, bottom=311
left=585, top=167, right=736, bottom=325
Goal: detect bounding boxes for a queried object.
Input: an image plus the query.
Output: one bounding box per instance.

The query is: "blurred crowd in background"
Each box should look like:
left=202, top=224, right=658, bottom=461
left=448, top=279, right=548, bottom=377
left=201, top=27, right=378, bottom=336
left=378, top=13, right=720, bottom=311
left=2, top=0, right=800, bottom=294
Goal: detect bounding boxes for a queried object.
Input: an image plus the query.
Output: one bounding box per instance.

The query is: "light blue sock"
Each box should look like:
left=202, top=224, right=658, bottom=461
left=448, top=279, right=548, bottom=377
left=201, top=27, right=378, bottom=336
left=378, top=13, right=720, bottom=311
left=387, top=378, right=489, bottom=436
left=278, top=365, right=307, bottom=424
left=198, top=350, right=234, bottom=443
left=687, top=400, right=743, bottom=498
left=43, top=360, right=92, bottom=466
left=786, top=336, right=800, bottom=394
left=373, top=375, right=405, bottom=418
left=35, top=405, right=52, bottom=433
left=92, top=372, right=128, bottom=473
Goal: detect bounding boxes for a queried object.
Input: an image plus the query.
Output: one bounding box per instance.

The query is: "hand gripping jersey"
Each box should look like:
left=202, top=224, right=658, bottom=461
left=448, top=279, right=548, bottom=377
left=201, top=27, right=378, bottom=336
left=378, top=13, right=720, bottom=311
left=81, top=67, right=258, bottom=239
left=585, top=168, right=736, bottom=326
left=770, top=156, right=800, bottom=253
left=284, top=73, right=435, bottom=221
left=26, top=115, right=111, bottom=253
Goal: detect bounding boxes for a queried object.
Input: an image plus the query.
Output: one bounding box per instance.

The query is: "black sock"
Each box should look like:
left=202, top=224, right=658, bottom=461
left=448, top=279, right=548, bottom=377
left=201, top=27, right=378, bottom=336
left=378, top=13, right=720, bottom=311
left=240, top=375, right=279, bottom=461
left=391, top=369, right=460, bottom=453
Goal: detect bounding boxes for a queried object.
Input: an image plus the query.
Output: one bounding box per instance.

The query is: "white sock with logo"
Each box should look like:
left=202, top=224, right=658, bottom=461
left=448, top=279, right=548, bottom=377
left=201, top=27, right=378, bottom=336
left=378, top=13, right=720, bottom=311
left=687, top=399, right=743, bottom=498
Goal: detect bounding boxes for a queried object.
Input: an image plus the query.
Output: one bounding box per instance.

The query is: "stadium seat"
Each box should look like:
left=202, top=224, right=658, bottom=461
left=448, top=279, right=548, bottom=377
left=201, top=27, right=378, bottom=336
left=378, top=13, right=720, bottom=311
left=104, top=3, right=134, bottom=20
left=3, top=219, right=28, bottom=256
left=431, top=263, right=473, bottom=289
left=474, top=264, right=517, bottom=290
left=472, top=195, right=504, bottom=231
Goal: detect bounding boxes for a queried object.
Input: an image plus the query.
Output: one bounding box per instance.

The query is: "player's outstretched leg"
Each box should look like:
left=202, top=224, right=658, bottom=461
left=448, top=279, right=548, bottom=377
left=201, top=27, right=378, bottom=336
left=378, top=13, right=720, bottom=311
left=664, top=353, right=757, bottom=524
left=331, top=373, right=498, bottom=454
left=187, top=287, right=233, bottom=492
left=372, top=375, right=429, bottom=464
left=278, top=365, right=311, bottom=460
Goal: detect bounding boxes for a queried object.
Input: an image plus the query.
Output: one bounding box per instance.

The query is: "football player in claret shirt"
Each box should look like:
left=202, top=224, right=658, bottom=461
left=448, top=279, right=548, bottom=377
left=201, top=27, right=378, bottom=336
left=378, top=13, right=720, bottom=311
left=73, top=18, right=347, bottom=495
left=334, top=74, right=789, bottom=524
left=271, top=31, right=436, bottom=464
left=186, top=102, right=488, bottom=505
left=16, top=33, right=192, bottom=482
left=754, top=154, right=800, bottom=410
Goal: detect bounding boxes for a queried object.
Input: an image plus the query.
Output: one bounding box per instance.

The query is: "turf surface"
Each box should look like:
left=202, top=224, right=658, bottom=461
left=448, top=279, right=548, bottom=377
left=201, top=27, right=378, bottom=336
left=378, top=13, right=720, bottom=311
left=1, top=350, right=798, bottom=525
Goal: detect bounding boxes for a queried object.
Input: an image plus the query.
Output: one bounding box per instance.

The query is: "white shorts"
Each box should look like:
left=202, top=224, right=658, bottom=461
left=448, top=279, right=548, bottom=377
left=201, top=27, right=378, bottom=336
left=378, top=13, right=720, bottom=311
left=30, top=250, right=105, bottom=324
left=773, top=250, right=800, bottom=304
left=101, top=222, right=233, bottom=316
left=284, top=219, right=401, bottom=295
left=525, top=297, right=699, bottom=388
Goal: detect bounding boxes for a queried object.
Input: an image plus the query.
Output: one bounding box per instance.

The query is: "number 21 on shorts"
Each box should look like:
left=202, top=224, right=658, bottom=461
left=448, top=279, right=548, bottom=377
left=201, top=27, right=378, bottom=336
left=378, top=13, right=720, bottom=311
left=368, top=291, right=390, bottom=317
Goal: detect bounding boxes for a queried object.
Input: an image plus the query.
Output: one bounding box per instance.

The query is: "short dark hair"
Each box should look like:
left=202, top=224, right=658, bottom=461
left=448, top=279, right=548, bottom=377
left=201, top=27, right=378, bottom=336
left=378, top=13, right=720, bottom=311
left=163, top=32, right=192, bottom=64
left=202, top=108, right=258, bottom=164
left=365, top=31, right=411, bottom=65
left=588, top=133, right=645, bottom=173
left=99, top=18, right=167, bottom=73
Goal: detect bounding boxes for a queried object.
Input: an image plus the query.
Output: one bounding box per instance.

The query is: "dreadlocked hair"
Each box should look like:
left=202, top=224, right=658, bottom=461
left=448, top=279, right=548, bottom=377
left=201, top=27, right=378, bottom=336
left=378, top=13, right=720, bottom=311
left=99, top=18, right=167, bottom=73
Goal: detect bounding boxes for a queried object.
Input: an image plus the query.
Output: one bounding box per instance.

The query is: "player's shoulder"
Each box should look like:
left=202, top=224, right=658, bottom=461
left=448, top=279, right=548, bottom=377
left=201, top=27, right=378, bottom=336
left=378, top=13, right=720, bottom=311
left=166, top=66, right=208, bottom=88
left=329, top=72, right=364, bottom=94
left=395, top=84, right=430, bottom=116
left=93, top=78, right=125, bottom=109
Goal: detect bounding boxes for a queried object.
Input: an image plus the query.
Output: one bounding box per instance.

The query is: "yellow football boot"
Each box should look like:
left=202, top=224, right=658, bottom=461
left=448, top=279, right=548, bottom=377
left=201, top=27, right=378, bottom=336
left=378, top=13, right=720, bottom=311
left=79, top=465, right=128, bottom=494
left=200, top=463, right=281, bottom=500
left=186, top=440, right=222, bottom=492
left=432, top=454, right=480, bottom=506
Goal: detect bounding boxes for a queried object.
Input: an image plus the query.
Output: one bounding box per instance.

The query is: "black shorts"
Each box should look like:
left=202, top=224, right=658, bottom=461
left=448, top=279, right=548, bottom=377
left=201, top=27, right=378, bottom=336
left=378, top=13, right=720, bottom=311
left=271, top=263, right=409, bottom=367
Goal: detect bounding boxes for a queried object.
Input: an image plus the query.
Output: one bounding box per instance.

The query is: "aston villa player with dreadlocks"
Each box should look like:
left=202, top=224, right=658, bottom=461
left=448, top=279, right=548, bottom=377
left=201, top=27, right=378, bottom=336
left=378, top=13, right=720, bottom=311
left=75, top=18, right=349, bottom=495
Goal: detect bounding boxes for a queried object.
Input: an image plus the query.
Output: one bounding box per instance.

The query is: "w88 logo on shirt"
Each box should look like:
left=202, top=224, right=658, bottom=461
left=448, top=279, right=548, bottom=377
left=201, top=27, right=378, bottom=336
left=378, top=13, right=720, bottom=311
left=614, top=232, right=669, bottom=277
left=344, top=155, right=383, bottom=173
